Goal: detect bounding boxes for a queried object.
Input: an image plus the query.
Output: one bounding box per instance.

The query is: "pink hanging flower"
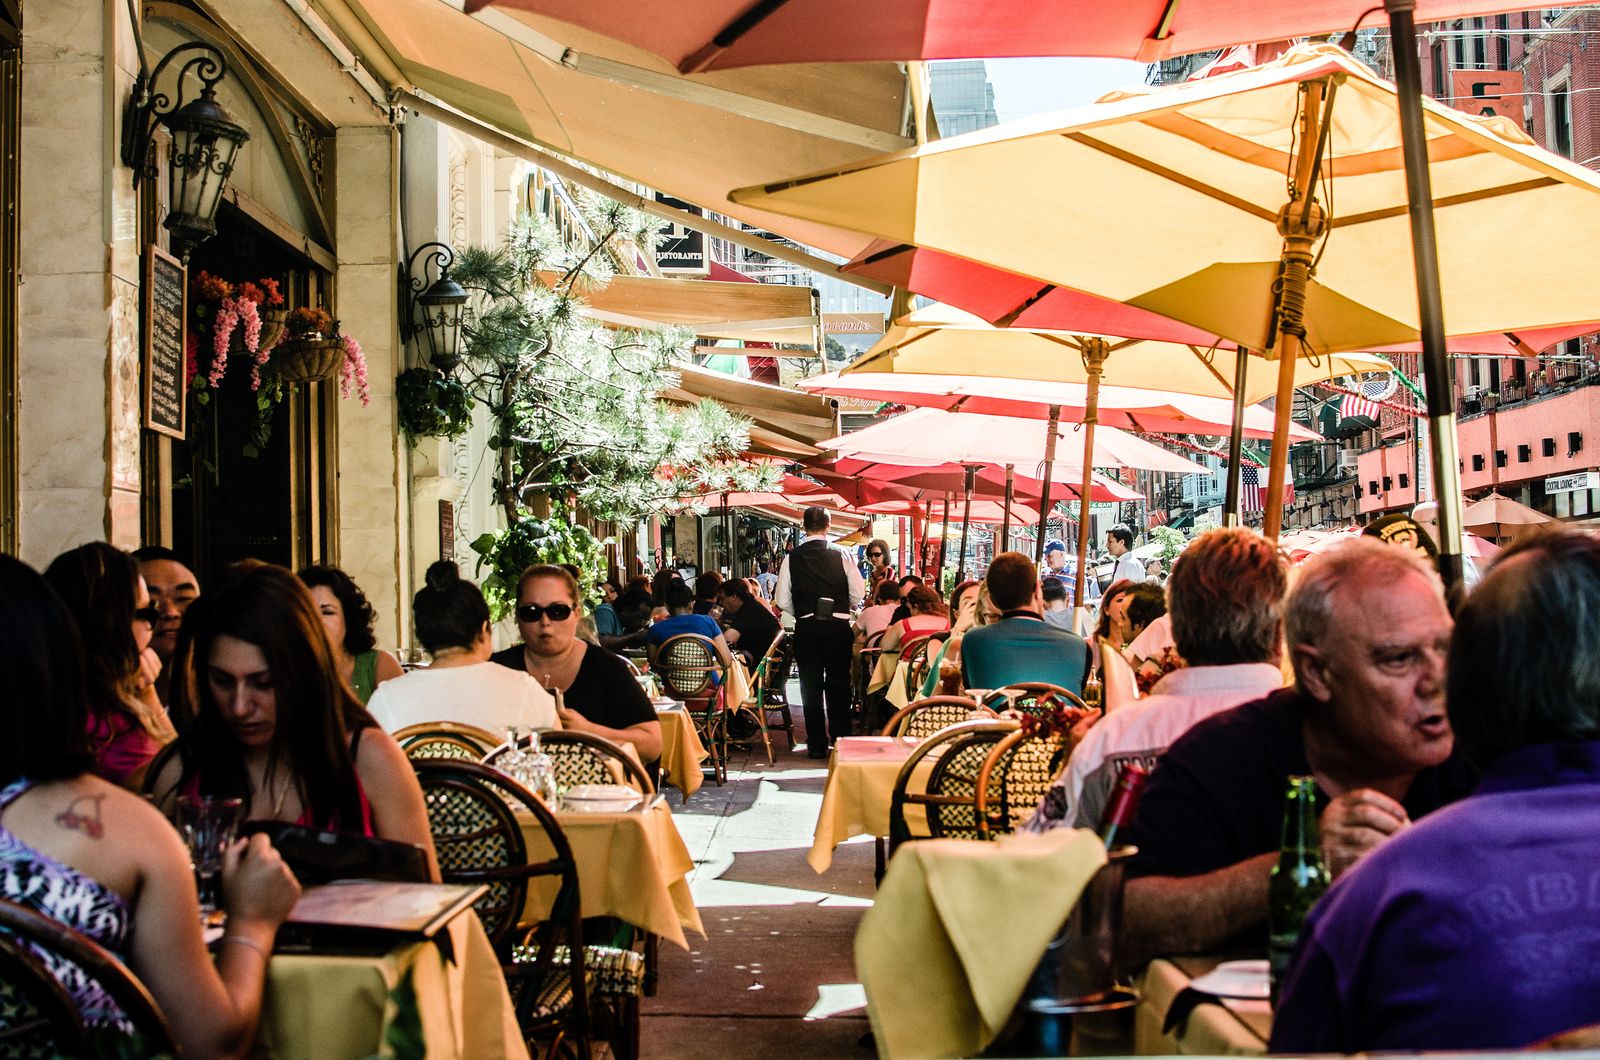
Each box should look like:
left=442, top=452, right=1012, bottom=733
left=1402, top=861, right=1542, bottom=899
left=210, top=304, right=239, bottom=388
left=184, top=332, right=200, bottom=387
left=340, top=334, right=371, bottom=406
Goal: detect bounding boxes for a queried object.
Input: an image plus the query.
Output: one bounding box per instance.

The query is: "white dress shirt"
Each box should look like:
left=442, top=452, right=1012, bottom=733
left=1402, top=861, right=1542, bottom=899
left=774, top=534, right=867, bottom=623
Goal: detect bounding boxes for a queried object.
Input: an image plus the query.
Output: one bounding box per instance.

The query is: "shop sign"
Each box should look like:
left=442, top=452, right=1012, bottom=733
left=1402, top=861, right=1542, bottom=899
left=654, top=193, right=708, bottom=276
left=142, top=245, right=187, bottom=440
left=1545, top=471, right=1598, bottom=494
left=1450, top=70, right=1524, bottom=123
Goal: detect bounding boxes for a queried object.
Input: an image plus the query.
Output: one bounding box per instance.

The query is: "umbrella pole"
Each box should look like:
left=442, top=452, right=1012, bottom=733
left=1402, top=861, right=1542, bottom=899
left=938, top=492, right=952, bottom=579
left=1000, top=464, right=1015, bottom=554
left=957, top=465, right=976, bottom=583
left=1073, top=342, right=1109, bottom=623
left=1264, top=79, right=1332, bottom=540
left=1034, top=404, right=1062, bottom=564
left=1386, top=0, right=1466, bottom=595
left=1224, top=346, right=1249, bottom=527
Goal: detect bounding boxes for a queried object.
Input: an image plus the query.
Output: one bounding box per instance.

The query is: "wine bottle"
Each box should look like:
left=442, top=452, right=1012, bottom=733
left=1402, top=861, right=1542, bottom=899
left=1267, top=775, right=1331, bottom=1008
left=1095, top=761, right=1149, bottom=850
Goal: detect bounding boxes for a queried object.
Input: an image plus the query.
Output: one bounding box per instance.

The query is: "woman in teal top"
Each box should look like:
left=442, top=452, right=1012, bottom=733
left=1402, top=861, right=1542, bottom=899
left=298, top=566, right=404, bottom=703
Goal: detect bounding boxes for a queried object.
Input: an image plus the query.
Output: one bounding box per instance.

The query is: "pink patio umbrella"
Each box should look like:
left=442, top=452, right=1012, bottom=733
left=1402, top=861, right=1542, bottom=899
left=798, top=372, right=1321, bottom=441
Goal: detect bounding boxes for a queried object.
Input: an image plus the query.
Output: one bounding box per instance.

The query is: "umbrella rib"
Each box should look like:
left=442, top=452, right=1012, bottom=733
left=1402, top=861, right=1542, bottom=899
left=1187, top=345, right=1236, bottom=396
left=1329, top=178, right=1558, bottom=228
left=993, top=283, right=1060, bottom=327
left=1063, top=133, right=1279, bottom=223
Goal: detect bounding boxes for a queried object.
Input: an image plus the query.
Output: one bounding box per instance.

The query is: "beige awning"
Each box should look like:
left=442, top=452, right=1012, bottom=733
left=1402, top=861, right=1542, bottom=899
left=336, top=0, right=908, bottom=260
left=545, top=272, right=819, bottom=349
left=662, top=364, right=838, bottom=459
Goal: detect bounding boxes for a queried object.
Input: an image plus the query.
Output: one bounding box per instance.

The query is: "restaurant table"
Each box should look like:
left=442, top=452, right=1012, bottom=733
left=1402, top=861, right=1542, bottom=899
left=1133, top=956, right=1270, bottom=1056
left=255, top=910, right=527, bottom=1060
left=855, top=828, right=1107, bottom=1060
left=518, top=796, right=705, bottom=948
left=807, top=735, right=920, bottom=874
left=654, top=703, right=708, bottom=800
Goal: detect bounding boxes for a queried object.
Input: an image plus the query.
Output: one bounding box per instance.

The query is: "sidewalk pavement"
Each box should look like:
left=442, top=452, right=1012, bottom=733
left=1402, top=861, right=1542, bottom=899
left=642, top=711, right=878, bottom=1059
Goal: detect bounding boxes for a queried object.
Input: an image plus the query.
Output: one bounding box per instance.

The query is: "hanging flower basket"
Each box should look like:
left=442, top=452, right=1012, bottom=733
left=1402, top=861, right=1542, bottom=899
left=258, top=307, right=289, bottom=354
left=274, top=336, right=344, bottom=383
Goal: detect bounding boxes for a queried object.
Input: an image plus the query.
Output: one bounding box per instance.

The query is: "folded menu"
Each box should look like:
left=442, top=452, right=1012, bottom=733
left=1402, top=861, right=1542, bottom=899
left=274, top=880, right=487, bottom=954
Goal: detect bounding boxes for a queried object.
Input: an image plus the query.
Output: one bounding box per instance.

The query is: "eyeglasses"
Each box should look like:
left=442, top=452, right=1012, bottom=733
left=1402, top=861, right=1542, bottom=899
left=516, top=602, right=574, bottom=623
left=867, top=551, right=884, bottom=558
left=133, top=606, right=162, bottom=627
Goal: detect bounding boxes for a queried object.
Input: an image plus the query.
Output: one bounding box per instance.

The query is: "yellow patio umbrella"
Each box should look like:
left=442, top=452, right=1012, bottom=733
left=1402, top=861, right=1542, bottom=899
left=1462, top=492, right=1555, bottom=540
left=734, top=43, right=1600, bottom=587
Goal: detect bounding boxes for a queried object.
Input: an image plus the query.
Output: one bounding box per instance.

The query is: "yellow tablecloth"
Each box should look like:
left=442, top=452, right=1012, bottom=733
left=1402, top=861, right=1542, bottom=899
left=255, top=911, right=526, bottom=1060
left=807, top=736, right=919, bottom=873
left=519, top=799, right=705, bottom=948
left=655, top=705, right=707, bottom=800
left=855, top=828, right=1108, bottom=1060
left=1133, top=957, right=1270, bottom=1056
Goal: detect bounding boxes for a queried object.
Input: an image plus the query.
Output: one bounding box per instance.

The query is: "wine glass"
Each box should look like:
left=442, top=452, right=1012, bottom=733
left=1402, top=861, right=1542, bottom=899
left=176, top=795, right=243, bottom=926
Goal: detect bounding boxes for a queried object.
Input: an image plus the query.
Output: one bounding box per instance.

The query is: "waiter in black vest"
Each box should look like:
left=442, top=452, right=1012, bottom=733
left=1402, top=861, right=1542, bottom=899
left=775, top=506, right=866, bottom=758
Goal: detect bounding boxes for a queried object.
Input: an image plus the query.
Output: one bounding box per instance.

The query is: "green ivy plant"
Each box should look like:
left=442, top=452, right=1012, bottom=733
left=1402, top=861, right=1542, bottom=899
left=396, top=367, right=474, bottom=444
left=469, top=515, right=604, bottom=621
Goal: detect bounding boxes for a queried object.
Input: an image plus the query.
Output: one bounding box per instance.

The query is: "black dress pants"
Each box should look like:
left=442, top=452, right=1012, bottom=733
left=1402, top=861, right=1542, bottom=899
left=793, top=617, right=855, bottom=754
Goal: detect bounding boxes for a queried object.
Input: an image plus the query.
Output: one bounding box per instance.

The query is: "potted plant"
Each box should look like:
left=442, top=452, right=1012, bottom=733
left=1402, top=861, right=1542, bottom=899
left=469, top=516, right=603, bottom=621
left=396, top=367, right=473, bottom=444
left=1484, top=390, right=1500, bottom=411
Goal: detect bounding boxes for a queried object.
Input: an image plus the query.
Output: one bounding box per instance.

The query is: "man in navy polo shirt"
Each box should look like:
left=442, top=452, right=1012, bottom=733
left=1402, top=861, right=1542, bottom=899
left=1118, top=538, right=1476, bottom=966
left=1273, top=532, right=1600, bottom=1052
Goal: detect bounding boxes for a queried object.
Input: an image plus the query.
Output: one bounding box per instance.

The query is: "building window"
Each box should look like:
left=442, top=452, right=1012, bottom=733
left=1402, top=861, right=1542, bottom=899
left=1550, top=79, right=1573, bottom=158
left=1432, top=42, right=1447, bottom=97
left=1452, top=21, right=1466, bottom=67
left=1495, top=15, right=1509, bottom=68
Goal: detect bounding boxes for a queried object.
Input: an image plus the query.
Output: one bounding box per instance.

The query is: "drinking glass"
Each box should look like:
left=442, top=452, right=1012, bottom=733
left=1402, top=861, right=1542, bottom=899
left=177, top=795, right=243, bottom=926
left=522, top=730, right=560, bottom=805
left=499, top=725, right=531, bottom=781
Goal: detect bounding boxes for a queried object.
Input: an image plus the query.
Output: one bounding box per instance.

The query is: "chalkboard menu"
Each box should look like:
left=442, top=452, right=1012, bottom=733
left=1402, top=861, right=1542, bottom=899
left=143, top=245, right=187, bottom=440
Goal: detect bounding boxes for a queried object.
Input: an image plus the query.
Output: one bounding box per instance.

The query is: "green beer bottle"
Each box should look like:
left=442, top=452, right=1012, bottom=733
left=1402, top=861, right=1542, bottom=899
left=1267, top=775, right=1330, bottom=1008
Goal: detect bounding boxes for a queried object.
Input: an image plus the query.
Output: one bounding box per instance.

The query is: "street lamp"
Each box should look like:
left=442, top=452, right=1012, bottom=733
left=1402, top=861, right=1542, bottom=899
left=121, top=42, right=250, bottom=259
left=401, top=242, right=469, bottom=371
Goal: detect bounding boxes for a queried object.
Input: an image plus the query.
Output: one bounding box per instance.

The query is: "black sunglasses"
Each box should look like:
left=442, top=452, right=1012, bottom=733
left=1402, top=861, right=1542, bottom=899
left=516, top=602, right=574, bottom=623
left=133, top=606, right=162, bottom=626
left=867, top=551, right=885, bottom=558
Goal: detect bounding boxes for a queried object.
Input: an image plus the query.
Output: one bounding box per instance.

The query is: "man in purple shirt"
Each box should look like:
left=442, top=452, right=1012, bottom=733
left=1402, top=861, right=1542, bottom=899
left=1273, top=531, right=1600, bottom=1052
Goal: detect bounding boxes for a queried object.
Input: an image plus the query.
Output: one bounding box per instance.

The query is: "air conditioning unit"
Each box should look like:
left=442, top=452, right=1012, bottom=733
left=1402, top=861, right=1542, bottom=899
left=1337, top=451, right=1360, bottom=471
left=1463, top=384, right=1485, bottom=400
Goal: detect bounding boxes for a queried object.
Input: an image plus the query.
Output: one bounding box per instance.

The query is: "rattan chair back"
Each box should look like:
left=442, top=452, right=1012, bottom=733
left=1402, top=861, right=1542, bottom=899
left=900, top=632, right=947, bottom=702
left=0, top=898, right=174, bottom=1056
left=485, top=730, right=655, bottom=795
left=888, top=719, right=1018, bottom=854
left=989, top=683, right=1089, bottom=720
left=654, top=635, right=724, bottom=701
left=974, top=728, right=1073, bottom=839
left=395, top=721, right=501, bottom=761
left=880, top=696, right=997, bottom=739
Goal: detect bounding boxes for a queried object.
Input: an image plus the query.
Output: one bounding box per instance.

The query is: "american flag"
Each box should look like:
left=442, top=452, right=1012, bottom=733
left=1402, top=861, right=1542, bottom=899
left=1241, top=465, right=1262, bottom=513
left=1240, top=465, right=1294, bottom=514
left=1340, top=376, right=1390, bottom=424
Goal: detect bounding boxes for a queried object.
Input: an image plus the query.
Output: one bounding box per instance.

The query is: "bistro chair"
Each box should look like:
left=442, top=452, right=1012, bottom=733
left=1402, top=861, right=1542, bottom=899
left=729, top=632, right=789, bottom=765
left=900, top=632, right=948, bottom=705
left=0, top=898, right=175, bottom=1057
left=888, top=719, right=1019, bottom=857
left=485, top=730, right=656, bottom=797
left=411, top=760, right=604, bottom=1060
left=880, top=696, right=998, bottom=740
left=761, top=634, right=798, bottom=752
left=973, top=727, right=1073, bottom=839
left=854, top=628, right=888, bottom=728
left=395, top=721, right=501, bottom=761
left=654, top=634, right=728, bottom=785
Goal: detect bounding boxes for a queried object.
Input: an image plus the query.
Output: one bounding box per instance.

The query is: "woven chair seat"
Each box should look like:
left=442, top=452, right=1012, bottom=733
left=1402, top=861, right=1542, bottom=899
left=505, top=965, right=581, bottom=1023
left=515, top=943, right=646, bottom=997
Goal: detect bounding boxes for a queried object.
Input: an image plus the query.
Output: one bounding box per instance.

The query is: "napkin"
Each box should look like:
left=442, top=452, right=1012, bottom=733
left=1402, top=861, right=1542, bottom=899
left=855, top=828, right=1107, bottom=1059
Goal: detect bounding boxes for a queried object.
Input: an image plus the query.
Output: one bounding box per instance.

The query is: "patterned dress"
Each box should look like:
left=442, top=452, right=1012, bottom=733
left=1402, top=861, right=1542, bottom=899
left=0, top=779, right=132, bottom=1030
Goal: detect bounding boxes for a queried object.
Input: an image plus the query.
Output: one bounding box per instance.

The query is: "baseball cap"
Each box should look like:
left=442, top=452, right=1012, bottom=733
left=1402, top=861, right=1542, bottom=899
left=1043, top=539, right=1067, bottom=555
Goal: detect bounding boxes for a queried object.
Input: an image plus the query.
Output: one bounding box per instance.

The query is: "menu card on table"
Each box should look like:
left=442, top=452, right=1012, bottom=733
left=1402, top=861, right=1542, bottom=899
left=273, top=880, right=487, bottom=955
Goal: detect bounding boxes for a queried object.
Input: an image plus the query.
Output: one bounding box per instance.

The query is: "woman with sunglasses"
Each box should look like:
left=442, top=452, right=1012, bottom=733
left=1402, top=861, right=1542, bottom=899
left=43, top=543, right=176, bottom=789
left=864, top=538, right=896, bottom=600
left=493, top=565, right=662, bottom=766
left=367, top=561, right=558, bottom=736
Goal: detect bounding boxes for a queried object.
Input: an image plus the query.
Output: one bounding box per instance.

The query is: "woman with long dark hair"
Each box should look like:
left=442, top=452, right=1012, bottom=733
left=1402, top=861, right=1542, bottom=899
left=154, top=562, right=436, bottom=876
left=1094, top=578, right=1141, bottom=653
left=297, top=565, right=404, bottom=704
left=43, top=543, right=175, bottom=788
left=0, top=554, right=300, bottom=1056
